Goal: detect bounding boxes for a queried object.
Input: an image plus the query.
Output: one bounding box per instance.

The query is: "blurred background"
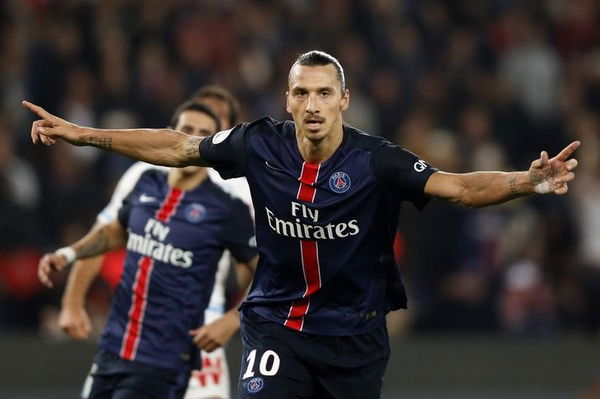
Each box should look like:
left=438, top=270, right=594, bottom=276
left=0, top=0, right=598, bottom=398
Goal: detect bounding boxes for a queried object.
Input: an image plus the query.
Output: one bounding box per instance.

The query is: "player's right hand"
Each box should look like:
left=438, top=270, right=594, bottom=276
left=22, top=100, right=82, bottom=146
left=38, top=252, right=70, bottom=288
left=58, top=305, right=92, bottom=340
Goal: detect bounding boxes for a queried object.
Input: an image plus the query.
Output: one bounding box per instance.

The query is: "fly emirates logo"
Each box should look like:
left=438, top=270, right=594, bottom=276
left=265, top=202, right=359, bottom=240
left=126, top=219, right=193, bottom=268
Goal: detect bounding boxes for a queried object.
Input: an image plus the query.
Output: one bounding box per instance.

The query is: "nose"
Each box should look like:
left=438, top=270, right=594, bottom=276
left=305, top=93, right=318, bottom=114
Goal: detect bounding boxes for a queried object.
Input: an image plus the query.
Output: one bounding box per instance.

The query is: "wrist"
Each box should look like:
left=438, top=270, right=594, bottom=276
left=61, top=298, right=85, bottom=309
left=56, top=246, right=77, bottom=265
left=225, top=309, right=241, bottom=322
left=509, top=172, right=533, bottom=195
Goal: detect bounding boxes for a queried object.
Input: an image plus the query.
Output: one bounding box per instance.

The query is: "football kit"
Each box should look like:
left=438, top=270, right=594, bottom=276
left=199, top=118, right=436, bottom=398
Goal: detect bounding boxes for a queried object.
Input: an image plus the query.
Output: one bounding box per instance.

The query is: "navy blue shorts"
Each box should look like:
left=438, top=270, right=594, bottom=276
left=85, top=349, right=190, bottom=399
left=237, top=309, right=390, bottom=399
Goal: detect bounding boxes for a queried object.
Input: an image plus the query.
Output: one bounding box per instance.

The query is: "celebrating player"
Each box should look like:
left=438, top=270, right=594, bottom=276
left=25, top=50, right=579, bottom=398
left=36, top=100, right=258, bottom=399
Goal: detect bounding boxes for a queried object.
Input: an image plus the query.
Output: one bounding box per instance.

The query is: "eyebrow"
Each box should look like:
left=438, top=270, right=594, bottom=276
left=291, top=85, right=335, bottom=93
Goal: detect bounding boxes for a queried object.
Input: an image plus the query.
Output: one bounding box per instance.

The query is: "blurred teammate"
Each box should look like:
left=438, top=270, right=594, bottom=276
left=25, top=50, right=580, bottom=398
left=37, top=101, right=258, bottom=399
left=59, top=86, right=250, bottom=399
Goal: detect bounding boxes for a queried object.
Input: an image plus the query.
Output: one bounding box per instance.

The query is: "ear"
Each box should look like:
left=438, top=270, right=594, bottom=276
left=285, top=91, right=291, bottom=114
left=340, top=89, right=350, bottom=111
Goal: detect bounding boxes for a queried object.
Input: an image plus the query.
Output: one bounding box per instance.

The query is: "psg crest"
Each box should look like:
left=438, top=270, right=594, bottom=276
left=184, top=203, right=206, bottom=223
left=329, top=171, right=351, bottom=193
left=246, top=377, right=265, bottom=393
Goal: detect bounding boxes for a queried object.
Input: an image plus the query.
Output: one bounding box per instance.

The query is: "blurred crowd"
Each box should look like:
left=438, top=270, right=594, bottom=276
left=0, top=0, right=598, bottom=339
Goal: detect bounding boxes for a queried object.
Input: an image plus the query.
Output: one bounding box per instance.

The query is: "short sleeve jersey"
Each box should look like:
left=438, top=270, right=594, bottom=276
left=100, top=170, right=256, bottom=371
left=96, top=162, right=253, bottom=324
left=199, top=118, right=436, bottom=336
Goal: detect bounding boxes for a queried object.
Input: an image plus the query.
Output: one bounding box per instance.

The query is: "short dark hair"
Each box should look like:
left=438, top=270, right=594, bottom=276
left=170, top=100, right=221, bottom=133
left=191, top=85, right=240, bottom=127
left=290, top=50, right=346, bottom=91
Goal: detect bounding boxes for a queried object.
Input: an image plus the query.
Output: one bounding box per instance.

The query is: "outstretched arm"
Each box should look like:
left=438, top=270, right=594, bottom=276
left=38, top=220, right=126, bottom=288
left=425, top=141, right=580, bottom=208
left=23, top=101, right=206, bottom=167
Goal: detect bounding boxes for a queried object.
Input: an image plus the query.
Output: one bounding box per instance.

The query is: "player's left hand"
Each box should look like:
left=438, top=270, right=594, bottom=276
left=528, top=140, right=580, bottom=195
left=189, top=310, right=240, bottom=352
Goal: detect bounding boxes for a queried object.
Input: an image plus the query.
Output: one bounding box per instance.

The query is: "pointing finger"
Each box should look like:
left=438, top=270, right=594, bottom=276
left=22, top=101, right=53, bottom=120
left=555, top=140, right=581, bottom=162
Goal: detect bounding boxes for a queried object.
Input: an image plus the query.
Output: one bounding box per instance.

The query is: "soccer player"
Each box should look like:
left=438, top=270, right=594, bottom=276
left=25, top=50, right=580, bottom=398
left=36, top=100, right=258, bottom=399
left=58, top=86, right=250, bottom=399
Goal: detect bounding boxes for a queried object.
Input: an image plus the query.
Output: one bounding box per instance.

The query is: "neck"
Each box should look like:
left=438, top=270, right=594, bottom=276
left=296, top=122, right=343, bottom=164
left=168, top=167, right=207, bottom=190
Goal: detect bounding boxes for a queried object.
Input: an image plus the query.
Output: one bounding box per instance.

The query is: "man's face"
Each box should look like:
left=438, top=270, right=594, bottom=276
left=175, top=110, right=217, bottom=137
left=286, top=64, right=349, bottom=143
left=174, top=110, right=217, bottom=173
left=199, top=96, right=232, bottom=130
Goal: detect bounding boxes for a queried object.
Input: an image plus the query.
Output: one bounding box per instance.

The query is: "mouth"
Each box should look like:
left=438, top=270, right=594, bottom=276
left=304, top=117, right=324, bottom=131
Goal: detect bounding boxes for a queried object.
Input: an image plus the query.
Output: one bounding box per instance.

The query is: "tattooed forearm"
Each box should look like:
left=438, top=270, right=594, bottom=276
left=185, top=136, right=202, bottom=163
left=78, top=229, right=109, bottom=258
left=87, top=136, right=113, bottom=150
left=509, top=173, right=518, bottom=195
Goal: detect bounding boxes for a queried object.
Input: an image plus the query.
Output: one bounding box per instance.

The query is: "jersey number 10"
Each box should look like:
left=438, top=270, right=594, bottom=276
left=242, top=349, right=281, bottom=379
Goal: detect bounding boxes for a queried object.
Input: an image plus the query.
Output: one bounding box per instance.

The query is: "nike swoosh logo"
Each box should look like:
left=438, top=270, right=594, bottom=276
left=139, top=194, right=157, bottom=203
left=264, top=161, right=285, bottom=173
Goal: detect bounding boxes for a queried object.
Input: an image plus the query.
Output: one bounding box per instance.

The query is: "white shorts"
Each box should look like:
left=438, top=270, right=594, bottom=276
left=184, top=347, right=230, bottom=399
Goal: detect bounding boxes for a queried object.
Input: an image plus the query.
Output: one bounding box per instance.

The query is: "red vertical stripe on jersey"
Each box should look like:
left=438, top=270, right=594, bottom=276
left=300, top=241, right=321, bottom=296
left=284, top=298, right=309, bottom=331
left=120, top=256, right=154, bottom=360
left=155, top=188, right=183, bottom=222
left=285, top=162, right=321, bottom=331
left=296, top=162, right=320, bottom=202
left=120, top=187, right=184, bottom=360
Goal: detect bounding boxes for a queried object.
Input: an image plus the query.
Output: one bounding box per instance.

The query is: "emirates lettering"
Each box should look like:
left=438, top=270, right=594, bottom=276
left=265, top=207, right=359, bottom=240
left=126, top=218, right=193, bottom=267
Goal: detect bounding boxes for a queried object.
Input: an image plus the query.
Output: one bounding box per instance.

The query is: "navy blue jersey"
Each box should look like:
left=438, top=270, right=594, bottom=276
left=200, top=118, right=436, bottom=336
left=99, top=170, right=256, bottom=371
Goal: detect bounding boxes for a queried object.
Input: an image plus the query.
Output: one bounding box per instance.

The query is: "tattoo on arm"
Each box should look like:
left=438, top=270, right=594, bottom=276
left=509, top=174, right=518, bottom=195
left=78, top=230, right=109, bottom=258
left=87, top=136, right=113, bottom=150
left=185, top=136, right=202, bottom=164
